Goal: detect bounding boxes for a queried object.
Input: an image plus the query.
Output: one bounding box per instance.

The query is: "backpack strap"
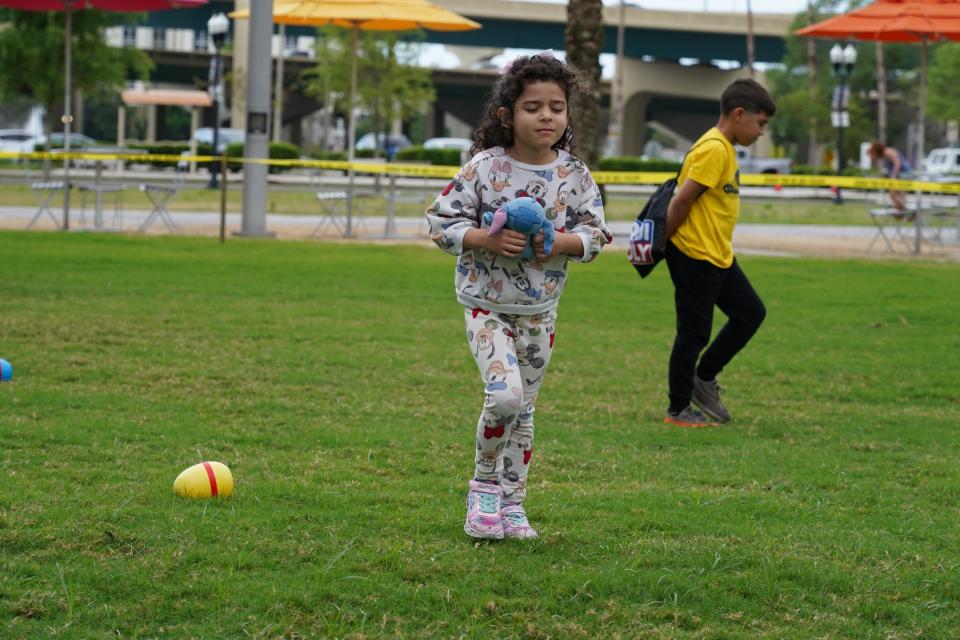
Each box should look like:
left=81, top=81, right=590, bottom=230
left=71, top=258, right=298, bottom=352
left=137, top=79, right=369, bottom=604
left=674, top=137, right=727, bottom=181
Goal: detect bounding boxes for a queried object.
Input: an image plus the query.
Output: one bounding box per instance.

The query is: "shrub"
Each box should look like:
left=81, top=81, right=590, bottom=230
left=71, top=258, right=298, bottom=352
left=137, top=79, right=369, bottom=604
left=598, top=156, right=681, bottom=172
left=221, top=141, right=303, bottom=173
left=396, top=145, right=462, bottom=165
left=307, top=149, right=348, bottom=162
left=793, top=164, right=834, bottom=176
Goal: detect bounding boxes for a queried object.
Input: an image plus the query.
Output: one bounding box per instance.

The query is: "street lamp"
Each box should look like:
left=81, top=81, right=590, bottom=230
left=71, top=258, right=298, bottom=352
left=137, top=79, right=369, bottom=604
left=207, top=12, right=229, bottom=189
left=830, top=42, right=857, bottom=204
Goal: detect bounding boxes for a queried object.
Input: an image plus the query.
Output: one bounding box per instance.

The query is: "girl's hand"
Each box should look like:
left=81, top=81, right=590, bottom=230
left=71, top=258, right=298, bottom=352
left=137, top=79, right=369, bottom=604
left=532, top=233, right=557, bottom=260
left=486, top=228, right=528, bottom=257
left=534, top=233, right=582, bottom=259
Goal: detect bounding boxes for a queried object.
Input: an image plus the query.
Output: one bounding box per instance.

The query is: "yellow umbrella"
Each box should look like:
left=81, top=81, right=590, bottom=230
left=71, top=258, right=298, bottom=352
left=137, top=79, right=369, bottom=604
left=231, top=0, right=481, bottom=160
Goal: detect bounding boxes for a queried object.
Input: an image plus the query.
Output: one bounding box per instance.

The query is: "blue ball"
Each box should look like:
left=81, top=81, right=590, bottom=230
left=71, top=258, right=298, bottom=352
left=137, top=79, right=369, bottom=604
left=0, top=359, right=12, bottom=382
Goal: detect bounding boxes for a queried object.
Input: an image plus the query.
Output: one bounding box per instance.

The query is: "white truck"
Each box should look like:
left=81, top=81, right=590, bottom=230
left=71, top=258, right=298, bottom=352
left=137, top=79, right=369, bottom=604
left=921, top=147, right=960, bottom=179
left=736, top=147, right=792, bottom=174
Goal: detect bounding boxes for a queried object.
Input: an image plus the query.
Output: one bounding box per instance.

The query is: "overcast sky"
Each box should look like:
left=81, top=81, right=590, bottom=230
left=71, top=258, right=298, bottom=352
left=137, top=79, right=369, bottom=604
left=601, top=0, right=812, bottom=13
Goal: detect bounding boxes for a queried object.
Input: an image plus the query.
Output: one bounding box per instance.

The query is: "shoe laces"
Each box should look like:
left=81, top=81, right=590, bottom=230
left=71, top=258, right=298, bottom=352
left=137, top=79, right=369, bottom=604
left=477, top=492, right=499, bottom=514
left=503, top=508, right=528, bottom=526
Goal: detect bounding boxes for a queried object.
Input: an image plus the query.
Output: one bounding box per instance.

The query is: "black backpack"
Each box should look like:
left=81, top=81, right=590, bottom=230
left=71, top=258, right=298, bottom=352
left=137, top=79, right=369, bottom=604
left=627, top=178, right=675, bottom=278
left=627, top=139, right=716, bottom=278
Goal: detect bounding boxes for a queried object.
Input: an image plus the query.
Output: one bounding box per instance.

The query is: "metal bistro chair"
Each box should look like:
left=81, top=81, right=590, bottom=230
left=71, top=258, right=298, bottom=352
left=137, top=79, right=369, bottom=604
left=76, top=159, right=125, bottom=230
left=25, top=165, right=68, bottom=230
left=312, top=190, right=376, bottom=237
left=137, top=172, right=184, bottom=233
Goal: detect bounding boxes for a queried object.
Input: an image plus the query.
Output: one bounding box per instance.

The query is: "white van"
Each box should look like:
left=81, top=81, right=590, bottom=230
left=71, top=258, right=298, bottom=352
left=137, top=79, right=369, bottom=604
left=922, top=147, right=960, bottom=179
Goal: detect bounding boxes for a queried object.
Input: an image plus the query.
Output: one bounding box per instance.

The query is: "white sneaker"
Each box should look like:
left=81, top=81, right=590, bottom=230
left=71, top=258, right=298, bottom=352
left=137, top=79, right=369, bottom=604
left=501, top=503, right=538, bottom=539
left=464, top=479, right=503, bottom=540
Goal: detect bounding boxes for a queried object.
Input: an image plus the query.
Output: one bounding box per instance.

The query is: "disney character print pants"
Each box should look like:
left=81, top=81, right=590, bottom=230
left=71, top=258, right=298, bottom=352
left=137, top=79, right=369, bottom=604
left=464, top=306, right=556, bottom=506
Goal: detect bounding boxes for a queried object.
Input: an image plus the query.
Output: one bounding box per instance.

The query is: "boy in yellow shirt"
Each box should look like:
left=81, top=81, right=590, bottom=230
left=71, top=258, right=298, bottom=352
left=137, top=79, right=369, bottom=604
left=663, top=79, right=776, bottom=428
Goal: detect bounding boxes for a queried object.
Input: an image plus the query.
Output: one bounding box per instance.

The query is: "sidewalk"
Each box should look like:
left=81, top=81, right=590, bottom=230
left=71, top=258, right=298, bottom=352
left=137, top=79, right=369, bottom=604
left=2, top=204, right=958, bottom=260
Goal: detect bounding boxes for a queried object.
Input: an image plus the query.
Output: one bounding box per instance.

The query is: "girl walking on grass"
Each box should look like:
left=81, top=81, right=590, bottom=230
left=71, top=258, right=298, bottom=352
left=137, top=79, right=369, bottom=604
left=426, top=52, right=612, bottom=540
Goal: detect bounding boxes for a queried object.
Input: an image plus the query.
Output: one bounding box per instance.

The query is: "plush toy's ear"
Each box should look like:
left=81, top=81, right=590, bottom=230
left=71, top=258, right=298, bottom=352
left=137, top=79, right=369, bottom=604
left=488, top=208, right=507, bottom=235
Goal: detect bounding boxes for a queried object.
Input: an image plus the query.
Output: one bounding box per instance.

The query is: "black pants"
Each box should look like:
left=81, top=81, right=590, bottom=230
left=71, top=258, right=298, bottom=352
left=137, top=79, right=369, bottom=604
left=665, top=240, right=766, bottom=413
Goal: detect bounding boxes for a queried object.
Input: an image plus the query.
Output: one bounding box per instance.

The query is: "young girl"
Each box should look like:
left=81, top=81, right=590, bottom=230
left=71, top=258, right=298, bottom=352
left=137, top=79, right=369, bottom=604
left=425, top=53, right=612, bottom=540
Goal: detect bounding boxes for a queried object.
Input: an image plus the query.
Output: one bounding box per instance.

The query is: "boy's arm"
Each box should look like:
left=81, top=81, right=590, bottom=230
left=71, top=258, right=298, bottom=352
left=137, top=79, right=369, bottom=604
left=665, top=179, right=708, bottom=239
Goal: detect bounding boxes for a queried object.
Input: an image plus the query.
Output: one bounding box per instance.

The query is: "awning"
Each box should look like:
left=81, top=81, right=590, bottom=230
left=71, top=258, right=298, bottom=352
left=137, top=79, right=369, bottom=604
left=121, top=89, right=213, bottom=108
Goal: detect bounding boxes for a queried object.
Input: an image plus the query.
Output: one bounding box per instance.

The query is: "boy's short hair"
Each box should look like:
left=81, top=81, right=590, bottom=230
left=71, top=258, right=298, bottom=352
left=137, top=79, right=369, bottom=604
left=721, top=79, right=777, bottom=117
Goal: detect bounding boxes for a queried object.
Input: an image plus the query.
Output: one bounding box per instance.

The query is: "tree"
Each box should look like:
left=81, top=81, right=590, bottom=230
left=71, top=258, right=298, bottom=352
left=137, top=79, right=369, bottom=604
left=303, top=27, right=435, bottom=155
left=565, top=0, right=604, bottom=169
left=767, top=0, right=920, bottom=168
left=927, top=43, right=960, bottom=124
left=0, top=9, right=152, bottom=143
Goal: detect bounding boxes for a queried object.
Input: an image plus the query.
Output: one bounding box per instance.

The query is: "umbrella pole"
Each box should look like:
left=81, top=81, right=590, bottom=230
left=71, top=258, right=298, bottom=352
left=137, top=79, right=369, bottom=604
left=915, top=38, right=927, bottom=255
left=346, top=25, right=359, bottom=237
left=62, top=3, right=73, bottom=231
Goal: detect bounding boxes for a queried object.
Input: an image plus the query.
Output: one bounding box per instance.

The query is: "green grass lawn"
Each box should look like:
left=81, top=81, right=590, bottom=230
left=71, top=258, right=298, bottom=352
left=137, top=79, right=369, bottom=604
left=0, top=182, right=881, bottom=225
left=2, top=232, right=959, bottom=638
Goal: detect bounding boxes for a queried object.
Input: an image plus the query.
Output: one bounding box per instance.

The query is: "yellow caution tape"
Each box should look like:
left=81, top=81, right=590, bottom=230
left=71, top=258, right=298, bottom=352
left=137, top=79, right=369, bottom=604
left=3, top=151, right=959, bottom=194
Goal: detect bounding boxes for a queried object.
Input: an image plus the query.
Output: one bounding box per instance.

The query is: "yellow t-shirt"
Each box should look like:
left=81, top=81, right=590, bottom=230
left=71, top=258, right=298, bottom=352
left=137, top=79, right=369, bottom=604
left=671, top=127, right=740, bottom=268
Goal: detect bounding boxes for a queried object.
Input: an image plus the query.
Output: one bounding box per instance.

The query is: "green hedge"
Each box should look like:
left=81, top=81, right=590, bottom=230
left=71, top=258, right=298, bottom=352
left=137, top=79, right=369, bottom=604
left=793, top=164, right=834, bottom=176
left=307, top=150, right=348, bottom=162
left=396, top=145, right=463, bottom=166
left=224, top=141, right=303, bottom=173
left=598, top=156, right=681, bottom=172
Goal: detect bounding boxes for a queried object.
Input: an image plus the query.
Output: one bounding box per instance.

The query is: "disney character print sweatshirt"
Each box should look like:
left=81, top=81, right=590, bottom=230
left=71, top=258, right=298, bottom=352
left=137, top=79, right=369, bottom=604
left=426, top=147, right=613, bottom=315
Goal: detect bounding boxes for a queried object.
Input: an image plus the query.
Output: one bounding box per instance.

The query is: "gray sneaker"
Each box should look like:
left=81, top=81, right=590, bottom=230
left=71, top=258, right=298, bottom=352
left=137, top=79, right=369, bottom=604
left=663, top=405, right=719, bottom=428
left=691, top=376, right=731, bottom=423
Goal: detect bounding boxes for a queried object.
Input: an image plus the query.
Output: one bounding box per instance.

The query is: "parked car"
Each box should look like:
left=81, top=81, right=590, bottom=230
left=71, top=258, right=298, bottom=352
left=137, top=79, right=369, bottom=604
left=355, top=133, right=412, bottom=153
left=193, top=127, right=245, bottom=153
left=0, top=129, right=36, bottom=154
left=735, top=147, right=792, bottom=174
left=33, top=132, right=97, bottom=150
left=921, top=147, right=960, bottom=179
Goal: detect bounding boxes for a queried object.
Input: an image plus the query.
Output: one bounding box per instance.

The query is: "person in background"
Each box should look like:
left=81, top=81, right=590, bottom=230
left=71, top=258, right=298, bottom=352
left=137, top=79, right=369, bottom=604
left=868, top=140, right=912, bottom=212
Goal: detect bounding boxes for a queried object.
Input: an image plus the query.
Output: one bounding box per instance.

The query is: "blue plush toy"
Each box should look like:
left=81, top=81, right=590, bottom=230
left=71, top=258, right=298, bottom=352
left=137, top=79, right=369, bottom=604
left=482, top=197, right=554, bottom=260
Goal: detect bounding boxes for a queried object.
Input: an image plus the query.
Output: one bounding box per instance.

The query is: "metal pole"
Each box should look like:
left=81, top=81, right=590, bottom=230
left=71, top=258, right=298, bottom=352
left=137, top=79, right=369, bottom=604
left=834, top=107, right=844, bottom=205
left=219, top=153, right=228, bottom=243
left=914, top=38, right=927, bottom=255
left=237, top=0, right=275, bottom=237
left=273, top=24, right=285, bottom=143
left=62, top=3, right=73, bottom=230
left=208, top=48, right=221, bottom=189
left=346, top=25, right=359, bottom=237
left=605, top=0, right=625, bottom=157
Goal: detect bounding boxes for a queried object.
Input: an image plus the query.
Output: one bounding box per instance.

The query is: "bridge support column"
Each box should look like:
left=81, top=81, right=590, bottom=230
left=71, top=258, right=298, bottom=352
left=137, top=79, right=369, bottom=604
left=622, top=93, right=651, bottom=157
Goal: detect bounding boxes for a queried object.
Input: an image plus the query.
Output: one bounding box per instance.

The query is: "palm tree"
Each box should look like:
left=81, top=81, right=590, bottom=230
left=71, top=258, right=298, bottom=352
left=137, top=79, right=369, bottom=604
left=565, top=0, right=604, bottom=169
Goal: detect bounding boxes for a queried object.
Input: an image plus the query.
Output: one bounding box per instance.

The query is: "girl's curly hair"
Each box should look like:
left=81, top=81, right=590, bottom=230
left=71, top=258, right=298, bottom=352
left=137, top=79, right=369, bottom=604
left=470, top=54, right=581, bottom=158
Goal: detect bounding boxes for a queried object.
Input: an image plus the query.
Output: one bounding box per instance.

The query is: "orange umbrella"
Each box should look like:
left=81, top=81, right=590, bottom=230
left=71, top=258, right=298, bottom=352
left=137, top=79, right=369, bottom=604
left=796, top=0, right=960, bottom=163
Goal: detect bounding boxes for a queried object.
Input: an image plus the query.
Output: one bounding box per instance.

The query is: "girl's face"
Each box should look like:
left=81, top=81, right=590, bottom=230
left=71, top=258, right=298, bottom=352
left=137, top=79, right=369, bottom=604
left=498, top=80, right=568, bottom=165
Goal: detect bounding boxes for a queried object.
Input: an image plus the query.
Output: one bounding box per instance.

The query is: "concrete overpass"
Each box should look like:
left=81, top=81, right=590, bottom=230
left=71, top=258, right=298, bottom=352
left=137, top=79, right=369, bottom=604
left=125, top=1, right=795, bottom=155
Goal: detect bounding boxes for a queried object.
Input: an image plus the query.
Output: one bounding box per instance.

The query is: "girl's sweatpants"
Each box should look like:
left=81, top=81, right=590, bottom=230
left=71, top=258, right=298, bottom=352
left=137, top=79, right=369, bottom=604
left=463, top=306, right=556, bottom=506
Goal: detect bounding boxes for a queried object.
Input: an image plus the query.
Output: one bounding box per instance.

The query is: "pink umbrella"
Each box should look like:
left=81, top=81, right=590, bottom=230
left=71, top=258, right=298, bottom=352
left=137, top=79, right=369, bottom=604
left=0, top=0, right=207, bottom=229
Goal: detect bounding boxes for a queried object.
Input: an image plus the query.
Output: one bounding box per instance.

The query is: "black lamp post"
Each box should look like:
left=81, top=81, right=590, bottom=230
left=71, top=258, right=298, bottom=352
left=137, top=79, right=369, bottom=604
left=830, top=42, right=857, bottom=204
left=207, top=12, right=229, bottom=189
